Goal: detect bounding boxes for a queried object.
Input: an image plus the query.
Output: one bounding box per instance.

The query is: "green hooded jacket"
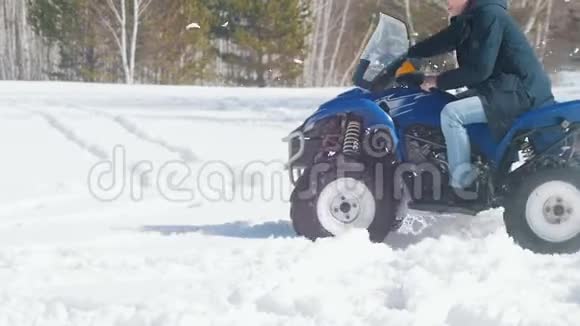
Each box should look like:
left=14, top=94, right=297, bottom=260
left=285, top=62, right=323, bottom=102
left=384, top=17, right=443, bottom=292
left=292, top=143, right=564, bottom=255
left=408, top=0, right=555, bottom=140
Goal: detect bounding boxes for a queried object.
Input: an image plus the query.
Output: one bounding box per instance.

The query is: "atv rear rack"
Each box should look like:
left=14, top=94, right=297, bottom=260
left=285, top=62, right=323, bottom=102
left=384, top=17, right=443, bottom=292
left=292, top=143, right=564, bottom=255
left=504, top=122, right=580, bottom=180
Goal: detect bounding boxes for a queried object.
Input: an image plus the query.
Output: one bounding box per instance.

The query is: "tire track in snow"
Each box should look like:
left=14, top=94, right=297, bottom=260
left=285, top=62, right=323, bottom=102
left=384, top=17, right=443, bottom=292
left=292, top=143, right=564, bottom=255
left=33, top=110, right=109, bottom=160
left=131, top=113, right=303, bottom=125
left=25, top=107, right=156, bottom=190
left=66, top=105, right=199, bottom=163
left=112, top=115, right=198, bottom=162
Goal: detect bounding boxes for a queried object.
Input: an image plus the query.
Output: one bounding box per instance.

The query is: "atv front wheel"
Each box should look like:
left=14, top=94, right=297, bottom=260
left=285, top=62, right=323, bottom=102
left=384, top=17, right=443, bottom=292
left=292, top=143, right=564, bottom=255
left=504, top=168, right=580, bottom=254
left=290, top=159, right=400, bottom=243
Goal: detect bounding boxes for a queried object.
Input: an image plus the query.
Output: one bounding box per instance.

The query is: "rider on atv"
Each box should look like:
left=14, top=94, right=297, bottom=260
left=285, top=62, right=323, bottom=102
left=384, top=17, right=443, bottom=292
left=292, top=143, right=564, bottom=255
left=407, top=0, right=554, bottom=193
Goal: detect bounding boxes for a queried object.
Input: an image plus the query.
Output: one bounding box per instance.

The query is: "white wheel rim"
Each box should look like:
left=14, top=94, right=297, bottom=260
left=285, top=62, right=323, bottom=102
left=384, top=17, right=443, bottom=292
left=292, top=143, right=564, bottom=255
left=525, top=180, right=580, bottom=243
left=316, top=177, right=376, bottom=236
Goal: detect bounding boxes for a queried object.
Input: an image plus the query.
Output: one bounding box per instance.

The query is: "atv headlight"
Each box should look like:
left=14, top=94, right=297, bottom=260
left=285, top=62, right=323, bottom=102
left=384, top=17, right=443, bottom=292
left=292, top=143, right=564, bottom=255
left=303, top=119, right=317, bottom=134
left=302, top=115, right=344, bottom=137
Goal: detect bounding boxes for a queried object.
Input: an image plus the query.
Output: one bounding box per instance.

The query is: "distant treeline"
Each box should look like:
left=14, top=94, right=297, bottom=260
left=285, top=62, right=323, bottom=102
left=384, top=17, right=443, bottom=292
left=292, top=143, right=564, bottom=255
left=1, top=0, right=578, bottom=86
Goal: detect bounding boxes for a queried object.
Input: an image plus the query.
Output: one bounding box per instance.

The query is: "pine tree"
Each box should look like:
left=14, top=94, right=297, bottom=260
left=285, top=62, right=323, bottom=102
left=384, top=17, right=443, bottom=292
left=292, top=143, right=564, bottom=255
left=140, top=0, right=214, bottom=84
left=206, top=0, right=310, bottom=87
left=27, top=0, right=100, bottom=81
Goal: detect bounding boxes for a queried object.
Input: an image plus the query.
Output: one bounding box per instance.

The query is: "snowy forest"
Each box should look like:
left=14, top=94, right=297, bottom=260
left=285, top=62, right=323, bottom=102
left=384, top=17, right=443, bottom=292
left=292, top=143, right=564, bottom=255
left=1, top=0, right=579, bottom=87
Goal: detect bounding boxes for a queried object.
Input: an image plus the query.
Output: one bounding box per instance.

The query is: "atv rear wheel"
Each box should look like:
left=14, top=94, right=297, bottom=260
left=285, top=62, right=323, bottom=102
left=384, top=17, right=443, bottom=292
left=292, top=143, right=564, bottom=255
left=504, top=168, right=580, bottom=254
left=290, top=158, right=400, bottom=243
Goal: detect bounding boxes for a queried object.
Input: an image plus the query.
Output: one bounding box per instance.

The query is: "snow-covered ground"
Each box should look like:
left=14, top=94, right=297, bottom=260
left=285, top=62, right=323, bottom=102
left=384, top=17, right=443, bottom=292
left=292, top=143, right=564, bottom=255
left=0, top=81, right=579, bottom=326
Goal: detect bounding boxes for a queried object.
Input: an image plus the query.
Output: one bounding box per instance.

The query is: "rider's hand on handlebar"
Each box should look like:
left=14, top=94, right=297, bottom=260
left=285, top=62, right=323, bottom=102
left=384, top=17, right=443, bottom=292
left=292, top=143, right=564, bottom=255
left=420, top=75, right=438, bottom=92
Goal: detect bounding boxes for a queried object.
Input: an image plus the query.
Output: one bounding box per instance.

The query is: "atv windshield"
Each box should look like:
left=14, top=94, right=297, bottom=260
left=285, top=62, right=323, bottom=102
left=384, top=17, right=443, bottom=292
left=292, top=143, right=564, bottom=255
left=359, top=14, right=410, bottom=83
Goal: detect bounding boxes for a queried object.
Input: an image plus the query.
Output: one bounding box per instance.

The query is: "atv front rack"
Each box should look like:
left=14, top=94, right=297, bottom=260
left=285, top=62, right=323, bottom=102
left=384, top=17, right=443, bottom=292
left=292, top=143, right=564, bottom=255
left=283, top=131, right=306, bottom=185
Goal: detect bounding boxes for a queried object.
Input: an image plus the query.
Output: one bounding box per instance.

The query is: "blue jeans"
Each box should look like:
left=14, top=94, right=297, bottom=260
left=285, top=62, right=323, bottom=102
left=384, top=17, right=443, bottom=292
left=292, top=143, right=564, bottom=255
left=441, top=96, right=487, bottom=189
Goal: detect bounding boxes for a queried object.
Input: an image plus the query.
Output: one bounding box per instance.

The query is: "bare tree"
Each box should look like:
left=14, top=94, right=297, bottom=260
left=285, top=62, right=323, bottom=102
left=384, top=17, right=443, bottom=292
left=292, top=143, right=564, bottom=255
left=325, top=0, right=352, bottom=86
left=404, top=0, right=416, bottom=40
left=95, top=0, right=153, bottom=84
left=303, top=0, right=337, bottom=87
left=303, top=0, right=322, bottom=87
left=0, top=0, right=55, bottom=80
left=520, top=0, right=549, bottom=35
left=511, top=0, right=556, bottom=62
left=339, top=18, right=377, bottom=86
left=316, top=0, right=333, bottom=86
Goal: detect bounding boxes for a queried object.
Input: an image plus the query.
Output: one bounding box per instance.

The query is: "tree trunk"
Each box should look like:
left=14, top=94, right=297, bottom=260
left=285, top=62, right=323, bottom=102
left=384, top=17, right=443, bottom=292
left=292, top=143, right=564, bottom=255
left=13, top=1, right=23, bottom=80
left=316, top=0, right=332, bottom=86
left=404, top=0, right=416, bottom=41
left=0, top=0, right=53, bottom=80
left=303, top=0, right=321, bottom=87
left=325, top=0, right=351, bottom=86
left=340, top=18, right=376, bottom=86
left=120, top=0, right=131, bottom=83
left=130, top=0, right=140, bottom=84
left=539, top=0, right=553, bottom=61
left=524, top=0, right=547, bottom=36
left=98, top=0, right=152, bottom=84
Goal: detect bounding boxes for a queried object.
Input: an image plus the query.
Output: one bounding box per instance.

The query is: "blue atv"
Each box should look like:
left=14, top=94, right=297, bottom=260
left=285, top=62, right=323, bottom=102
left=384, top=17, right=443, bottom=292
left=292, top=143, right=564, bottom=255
left=286, top=14, right=580, bottom=254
